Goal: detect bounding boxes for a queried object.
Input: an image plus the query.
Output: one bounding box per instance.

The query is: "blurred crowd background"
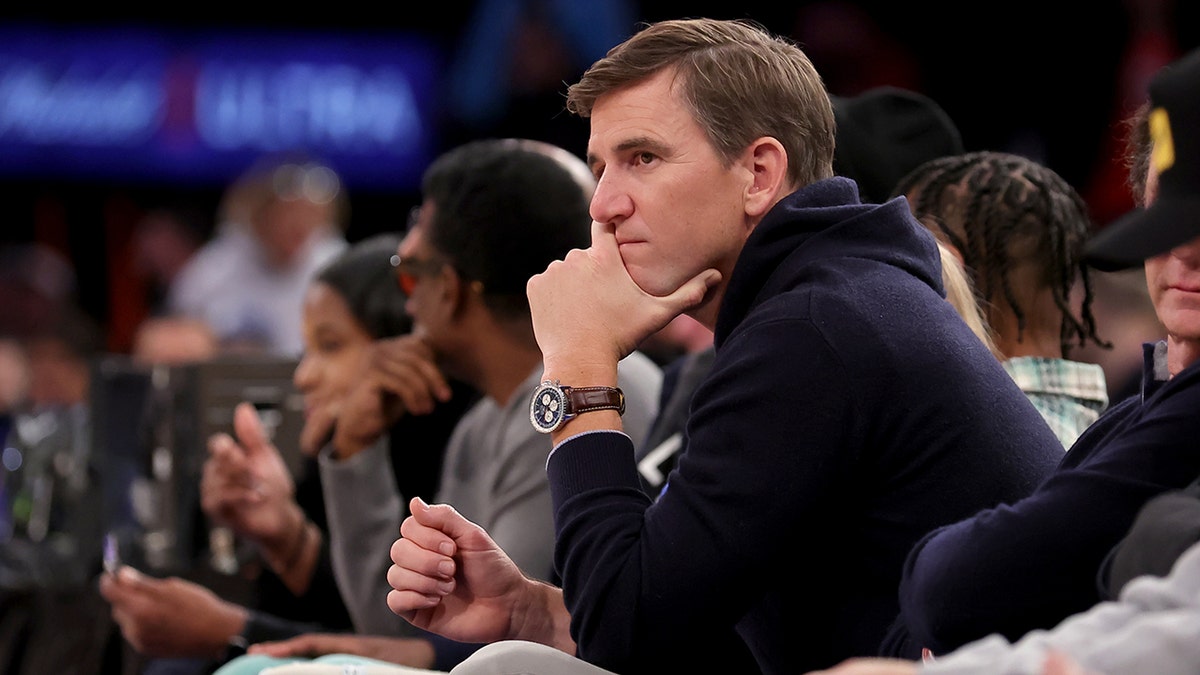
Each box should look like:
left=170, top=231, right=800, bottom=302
left=1, top=1, right=1197, bottom=357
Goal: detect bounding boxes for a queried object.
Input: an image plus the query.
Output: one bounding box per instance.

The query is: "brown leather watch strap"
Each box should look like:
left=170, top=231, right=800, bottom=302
left=563, top=386, right=626, bottom=416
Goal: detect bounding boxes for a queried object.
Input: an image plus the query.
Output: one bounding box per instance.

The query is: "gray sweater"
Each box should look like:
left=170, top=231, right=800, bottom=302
left=318, top=353, right=662, bottom=636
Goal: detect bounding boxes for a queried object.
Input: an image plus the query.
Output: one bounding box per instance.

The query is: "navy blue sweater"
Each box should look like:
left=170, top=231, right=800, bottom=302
left=886, top=343, right=1200, bottom=657
left=546, top=178, right=1063, bottom=674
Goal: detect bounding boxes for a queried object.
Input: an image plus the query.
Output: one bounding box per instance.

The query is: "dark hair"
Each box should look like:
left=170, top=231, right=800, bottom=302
left=314, top=233, right=411, bottom=339
left=893, top=151, right=1107, bottom=356
left=831, top=87, right=965, bottom=203
left=421, top=138, right=591, bottom=319
left=565, top=17, right=835, bottom=187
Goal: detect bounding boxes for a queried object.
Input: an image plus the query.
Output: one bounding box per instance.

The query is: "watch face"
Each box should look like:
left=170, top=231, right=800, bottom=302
left=530, top=382, right=567, bottom=433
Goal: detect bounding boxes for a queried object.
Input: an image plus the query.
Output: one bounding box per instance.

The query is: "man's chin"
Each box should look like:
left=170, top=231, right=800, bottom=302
left=625, top=261, right=679, bottom=298
left=628, top=273, right=672, bottom=298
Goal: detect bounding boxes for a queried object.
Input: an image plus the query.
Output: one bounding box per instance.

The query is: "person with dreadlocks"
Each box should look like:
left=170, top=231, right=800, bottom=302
left=892, top=151, right=1110, bottom=448
left=815, top=44, right=1200, bottom=675
left=878, top=111, right=1200, bottom=658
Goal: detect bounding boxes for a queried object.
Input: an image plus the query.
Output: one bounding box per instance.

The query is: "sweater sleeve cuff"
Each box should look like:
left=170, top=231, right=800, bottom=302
left=547, top=430, right=642, bottom=505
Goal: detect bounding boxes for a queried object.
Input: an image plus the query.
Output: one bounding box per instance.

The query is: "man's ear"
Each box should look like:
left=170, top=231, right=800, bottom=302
left=441, top=265, right=481, bottom=319
left=743, top=137, right=788, bottom=218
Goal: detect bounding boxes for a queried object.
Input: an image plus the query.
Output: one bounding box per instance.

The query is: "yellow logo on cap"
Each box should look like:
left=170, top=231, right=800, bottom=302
left=1149, top=107, right=1175, bottom=174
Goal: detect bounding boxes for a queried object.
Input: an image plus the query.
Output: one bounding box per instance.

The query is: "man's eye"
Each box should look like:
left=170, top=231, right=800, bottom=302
left=637, top=152, right=656, bottom=165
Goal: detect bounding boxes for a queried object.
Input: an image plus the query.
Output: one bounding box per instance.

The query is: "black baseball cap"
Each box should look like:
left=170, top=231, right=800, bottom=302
left=1085, top=48, right=1200, bottom=271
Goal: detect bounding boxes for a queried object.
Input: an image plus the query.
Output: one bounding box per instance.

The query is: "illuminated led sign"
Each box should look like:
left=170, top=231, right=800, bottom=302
left=0, top=25, right=443, bottom=190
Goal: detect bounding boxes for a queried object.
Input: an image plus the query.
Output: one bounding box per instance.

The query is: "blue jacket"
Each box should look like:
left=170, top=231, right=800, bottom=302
left=887, top=342, right=1200, bottom=657
left=546, top=178, right=1063, bottom=674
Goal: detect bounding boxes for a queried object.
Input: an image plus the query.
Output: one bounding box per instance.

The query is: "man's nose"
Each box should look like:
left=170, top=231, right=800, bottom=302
left=589, top=173, right=633, bottom=224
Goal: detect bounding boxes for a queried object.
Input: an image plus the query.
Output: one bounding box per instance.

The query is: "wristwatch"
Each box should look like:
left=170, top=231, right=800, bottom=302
left=529, top=380, right=625, bottom=434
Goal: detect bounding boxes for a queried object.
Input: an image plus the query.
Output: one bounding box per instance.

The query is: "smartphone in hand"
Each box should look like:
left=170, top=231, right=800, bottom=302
left=103, top=532, right=121, bottom=575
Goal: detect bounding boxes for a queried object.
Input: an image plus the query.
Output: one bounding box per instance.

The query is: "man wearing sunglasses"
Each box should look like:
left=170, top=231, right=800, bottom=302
left=287, top=137, right=664, bottom=671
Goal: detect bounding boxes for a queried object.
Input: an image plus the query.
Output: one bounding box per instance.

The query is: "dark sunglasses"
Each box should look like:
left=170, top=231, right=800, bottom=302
left=390, top=254, right=447, bottom=296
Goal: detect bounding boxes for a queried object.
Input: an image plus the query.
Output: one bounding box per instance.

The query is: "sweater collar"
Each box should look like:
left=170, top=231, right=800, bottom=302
left=713, top=177, right=941, bottom=347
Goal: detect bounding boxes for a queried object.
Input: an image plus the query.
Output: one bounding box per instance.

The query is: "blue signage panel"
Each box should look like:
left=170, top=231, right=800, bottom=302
left=0, top=24, right=444, bottom=191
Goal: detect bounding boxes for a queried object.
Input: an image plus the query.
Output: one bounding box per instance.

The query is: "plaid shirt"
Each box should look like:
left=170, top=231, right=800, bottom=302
left=1003, top=356, right=1109, bottom=449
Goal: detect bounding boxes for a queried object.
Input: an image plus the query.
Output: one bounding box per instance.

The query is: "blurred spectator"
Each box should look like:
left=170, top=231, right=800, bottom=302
left=168, top=154, right=350, bottom=357
left=0, top=243, right=77, bottom=340
left=5, top=302, right=103, bottom=551
left=131, top=207, right=207, bottom=318
left=22, top=305, right=102, bottom=412
left=0, top=304, right=109, bottom=675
